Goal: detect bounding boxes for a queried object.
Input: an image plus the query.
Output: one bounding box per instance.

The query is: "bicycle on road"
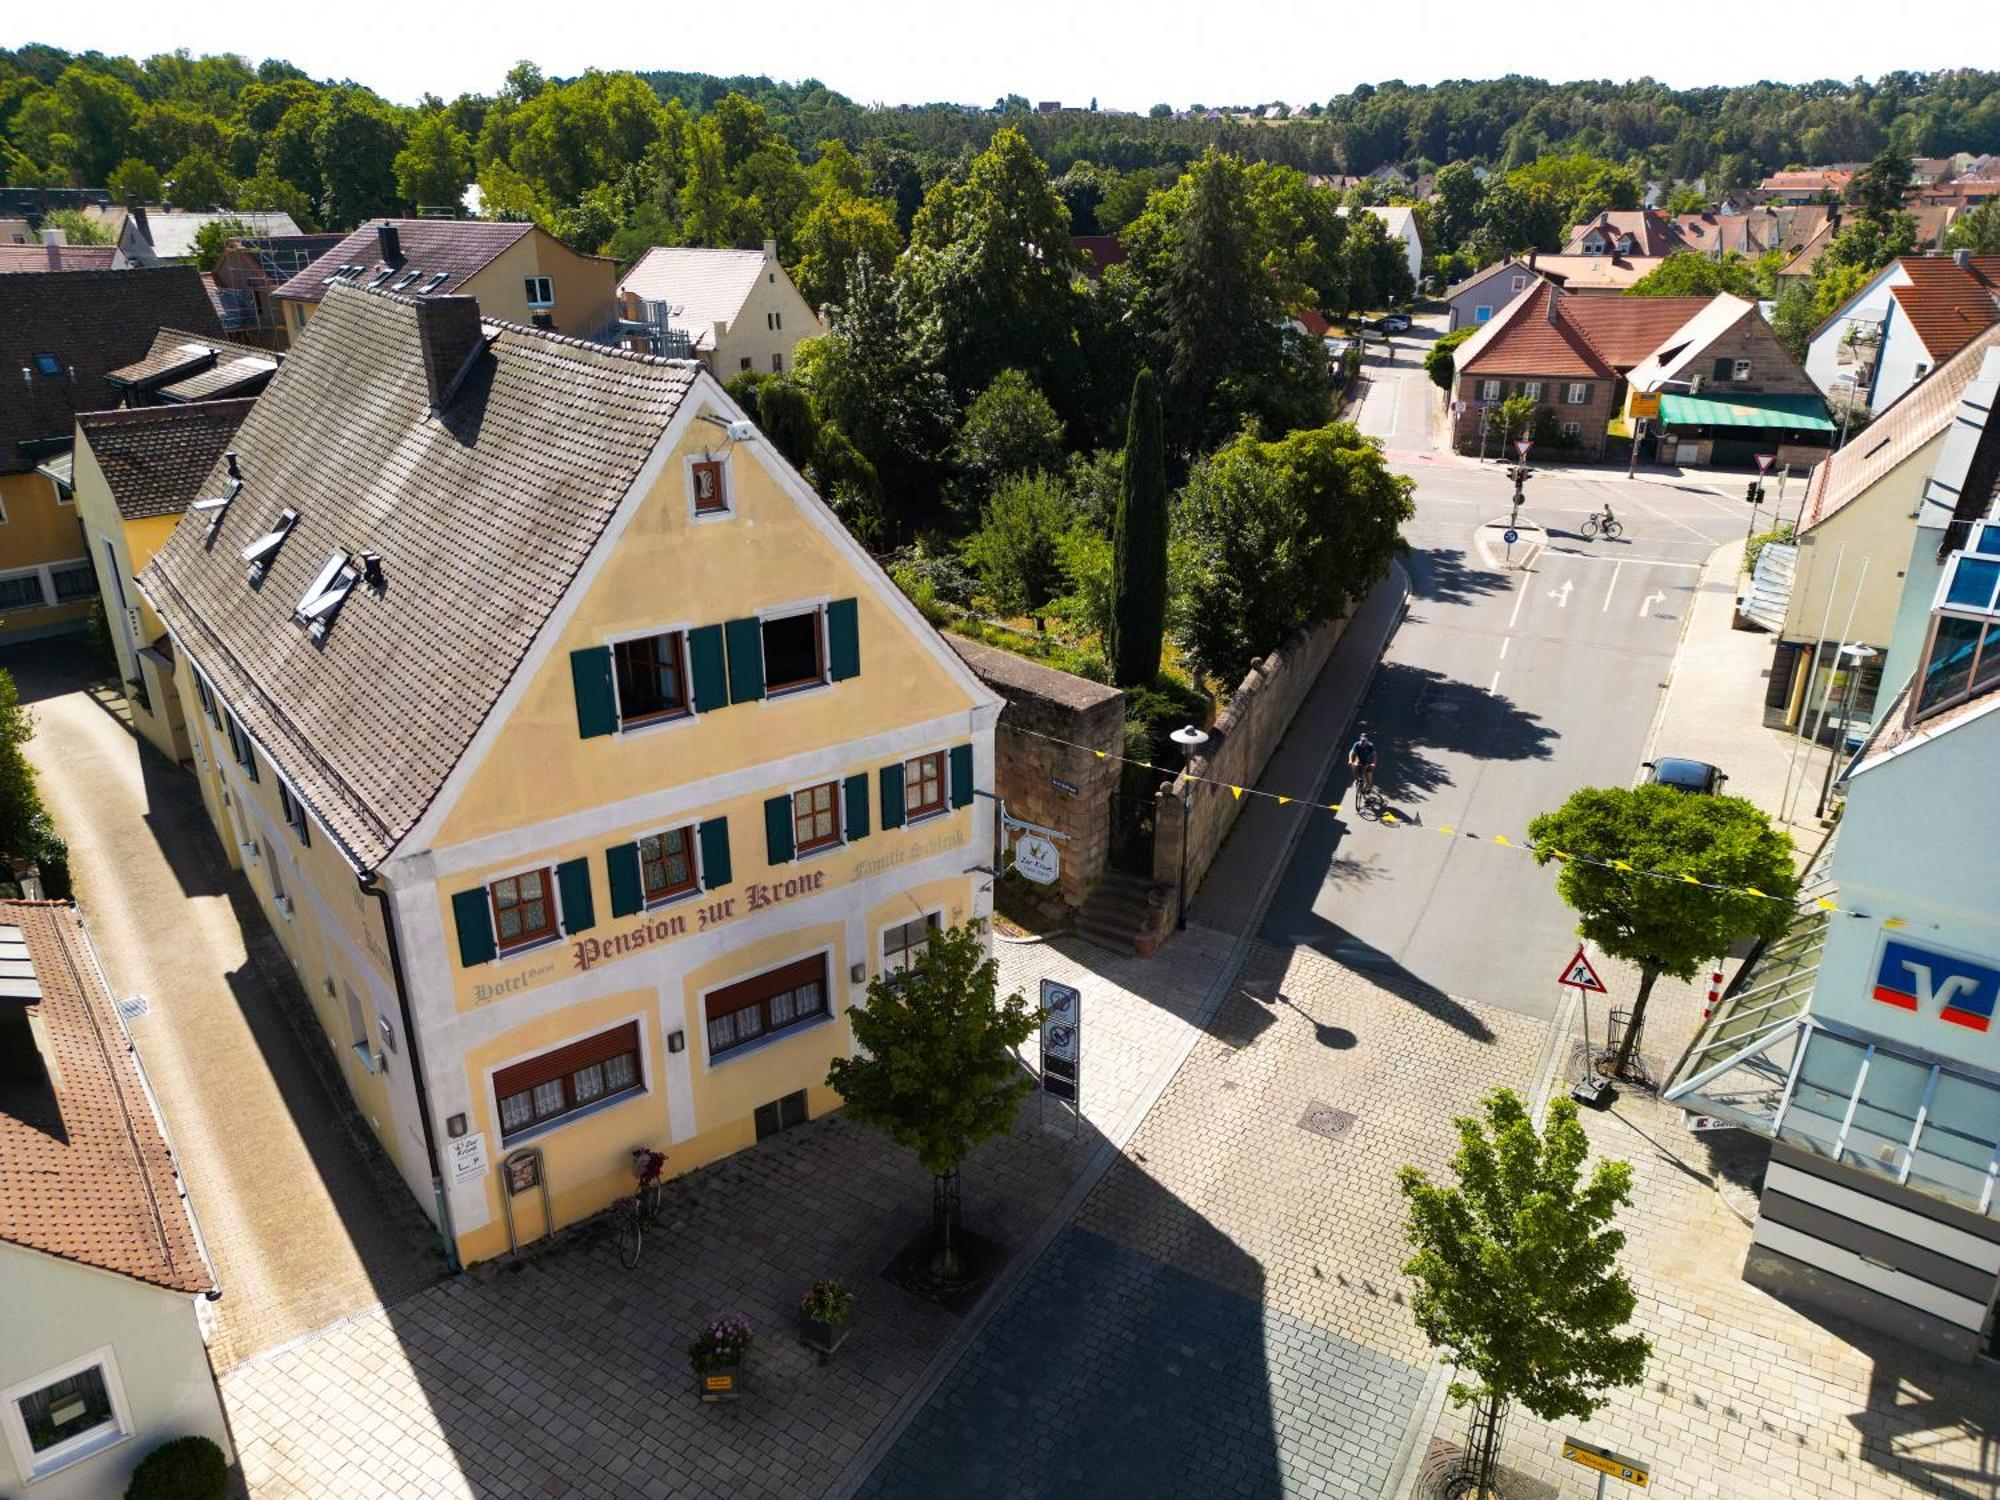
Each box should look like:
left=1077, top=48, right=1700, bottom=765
left=1580, top=508, right=1624, bottom=541
left=614, top=1147, right=667, bottom=1269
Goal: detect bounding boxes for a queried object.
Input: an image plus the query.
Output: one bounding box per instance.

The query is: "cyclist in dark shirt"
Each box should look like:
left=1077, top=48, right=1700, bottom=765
left=1348, top=730, right=1378, bottom=798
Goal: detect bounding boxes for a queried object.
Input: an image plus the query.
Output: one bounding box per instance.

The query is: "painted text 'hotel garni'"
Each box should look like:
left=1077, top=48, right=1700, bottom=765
left=140, top=283, right=1000, bottom=1265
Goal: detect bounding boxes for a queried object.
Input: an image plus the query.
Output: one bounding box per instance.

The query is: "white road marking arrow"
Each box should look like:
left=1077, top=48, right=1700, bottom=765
left=1547, top=579, right=1573, bottom=608
left=1638, top=589, right=1666, bottom=617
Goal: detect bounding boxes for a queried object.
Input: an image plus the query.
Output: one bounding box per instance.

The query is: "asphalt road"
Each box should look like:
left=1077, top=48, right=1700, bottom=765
left=1263, top=343, right=1750, bottom=1019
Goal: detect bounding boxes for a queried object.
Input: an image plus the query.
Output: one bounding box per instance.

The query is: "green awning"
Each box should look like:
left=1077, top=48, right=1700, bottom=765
left=1658, top=391, right=1835, bottom=432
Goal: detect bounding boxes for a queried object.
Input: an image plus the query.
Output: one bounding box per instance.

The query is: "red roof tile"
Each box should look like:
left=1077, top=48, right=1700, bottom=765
left=1457, top=282, right=1610, bottom=378
left=1889, top=255, right=2000, bottom=361
left=0, top=244, right=120, bottom=272
left=1564, top=297, right=1716, bottom=369
left=0, top=902, right=214, bottom=1294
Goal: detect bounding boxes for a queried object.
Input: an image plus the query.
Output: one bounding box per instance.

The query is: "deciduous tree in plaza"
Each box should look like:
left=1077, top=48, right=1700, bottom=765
left=826, top=923, right=1040, bottom=1276
left=1527, top=785, right=1797, bottom=1079
left=1399, top=1089, right=1651, bottom=1497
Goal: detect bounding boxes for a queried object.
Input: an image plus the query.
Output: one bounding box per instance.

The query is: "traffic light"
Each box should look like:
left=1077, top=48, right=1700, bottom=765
left=1745, top=481, right=1766, bottom=504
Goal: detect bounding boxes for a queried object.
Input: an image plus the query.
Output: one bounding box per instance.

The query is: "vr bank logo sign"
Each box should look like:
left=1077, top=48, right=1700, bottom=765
left=1872, top=939, right=1999, bottom=1033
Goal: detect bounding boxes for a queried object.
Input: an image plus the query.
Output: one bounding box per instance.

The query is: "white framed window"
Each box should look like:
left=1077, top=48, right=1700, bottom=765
left=1510, top=274, right=1527, bottom=291
left=684, top=453, right=730, bottom=519
left=1732, top=358, right=1752, bottom=381
left=1561, top=421, right=1582, bottom=439
left=882, top=911, right=942, bottom=978
left=766, top=310, right=782, bottom=330
left=1565, top=383, right=1589, bottom=405
left=611, top=626, right=692, bottom=726
left=761, top=604, right=828, bottom=695
left=1479, top=379, right=1501, bottom=401
left=1, top=1346, right=134, bottom=1481
left=524, top=276, right=554, bottom=308
left=1522, top=381, right=1543, bottom=401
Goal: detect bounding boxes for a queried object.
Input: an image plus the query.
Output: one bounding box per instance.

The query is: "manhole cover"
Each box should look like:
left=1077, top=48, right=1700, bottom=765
left=116, top=994, right=149, bottom=1021
left=1299, top=1102, right=1357, bottom=1142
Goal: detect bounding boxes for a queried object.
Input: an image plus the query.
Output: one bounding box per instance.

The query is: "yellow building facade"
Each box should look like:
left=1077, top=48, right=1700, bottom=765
left=143, top=285, right=999, bottom=1266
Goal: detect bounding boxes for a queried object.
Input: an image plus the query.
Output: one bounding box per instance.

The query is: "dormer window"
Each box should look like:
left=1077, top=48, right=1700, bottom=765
left=525, top=276, right=554, bottom=308
left=1914, top=534, right=2000, bottom=721
left=31, top=352, right=61, bottom=377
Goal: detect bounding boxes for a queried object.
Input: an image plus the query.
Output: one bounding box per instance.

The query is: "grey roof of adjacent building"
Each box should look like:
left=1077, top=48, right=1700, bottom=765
left=139, top=283, right=699, bottom=869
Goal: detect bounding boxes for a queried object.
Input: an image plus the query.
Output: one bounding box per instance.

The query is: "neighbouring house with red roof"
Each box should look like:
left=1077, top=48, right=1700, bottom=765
left=0, top=901, right=229, bottom=1498
left=1564, top=209, right=1682, bottom=258
left=1806, top=251, right=2000, bottom=415
left=1449, top=282, right=1828, bottom=464
left=1758, top=168, right=1855, bottom=203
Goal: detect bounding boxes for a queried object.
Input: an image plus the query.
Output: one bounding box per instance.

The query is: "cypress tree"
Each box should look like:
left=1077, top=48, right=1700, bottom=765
left=1110, top=369, right=1169, bottom=686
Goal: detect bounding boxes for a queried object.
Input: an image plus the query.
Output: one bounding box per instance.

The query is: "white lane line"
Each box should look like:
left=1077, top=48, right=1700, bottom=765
left=1499, top=638, right=1511, bottom=659
left=1508, top=570, right=1531, bottom=628
left=1490, top=669, right=1502, bottom=693
left=1601, top=560, right=1623, bottom=613
left=1544, top=549, right=1703, bottom=569
left=1620, top=487, right=1721, bottom=544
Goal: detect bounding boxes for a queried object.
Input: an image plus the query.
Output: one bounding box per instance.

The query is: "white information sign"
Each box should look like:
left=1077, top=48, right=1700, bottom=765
left=1015, top=832, right=1061, bottom=885
left=449, top=1131, right=489, bottom=1185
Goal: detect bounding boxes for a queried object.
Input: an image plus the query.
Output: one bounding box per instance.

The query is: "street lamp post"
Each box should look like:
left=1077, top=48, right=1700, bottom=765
left=1625, top=417, right=1648, bottom=480
left=1169, top=725, right=1210, bottom=931
left=1816, top=643, right=1877, bottom=818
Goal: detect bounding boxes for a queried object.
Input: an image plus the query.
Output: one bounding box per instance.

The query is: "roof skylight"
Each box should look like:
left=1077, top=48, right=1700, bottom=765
left=293, top=553, right=360, bottom=641
left=241, top=508, right=298, bottom=582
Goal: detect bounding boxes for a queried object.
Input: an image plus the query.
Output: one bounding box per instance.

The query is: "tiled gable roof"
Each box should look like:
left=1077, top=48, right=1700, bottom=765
left=617, top=246, right=770, bottom=348
left=1563, top=297, right=1715, bottom=369
left=0, top=243, right=119, bottom=272
left=76, top=398, right=257, bottom=521
left=0, top=266, right=223, bottom=475
left=1889, top=255, right=2000, bottom=361
left=1622, top=296, right=1758, bottom=392
left=274, top=219, right=537, bottom=307
left=1442, top=258, right=1531, bottom=301
left=1565, top=210, right=1679, bottom=257
left=139, top=285, right=699, bottom=869
left=1458, top=285, right=1717, bottom=380
left=1799, top=323, right=2000, bottom=532
left=0, top=901, right=213, bottom=1295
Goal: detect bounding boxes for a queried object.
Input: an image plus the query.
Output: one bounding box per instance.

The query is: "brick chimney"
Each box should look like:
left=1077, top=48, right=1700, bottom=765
left=414, top=295, right=486, bottom=410
left=1545, top=285, right=1560, bottom=324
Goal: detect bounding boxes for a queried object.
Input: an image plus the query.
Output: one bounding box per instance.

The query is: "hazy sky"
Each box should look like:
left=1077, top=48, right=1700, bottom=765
left=8, top=0, right=1987, bottom=109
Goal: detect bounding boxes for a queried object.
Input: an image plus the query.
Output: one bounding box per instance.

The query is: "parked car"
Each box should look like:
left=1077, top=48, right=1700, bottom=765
left=1643, top=757, right=1727, bottom=794
left=1377, top=313, right=1412, bottom=334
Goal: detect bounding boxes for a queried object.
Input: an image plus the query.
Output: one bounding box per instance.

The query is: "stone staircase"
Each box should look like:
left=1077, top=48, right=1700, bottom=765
left=1073, top=871, right=1175, bottom=957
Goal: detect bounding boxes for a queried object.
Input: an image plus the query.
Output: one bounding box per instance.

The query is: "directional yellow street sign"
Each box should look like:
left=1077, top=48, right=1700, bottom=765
left=1563, top=1436, right=1650, bottom=1487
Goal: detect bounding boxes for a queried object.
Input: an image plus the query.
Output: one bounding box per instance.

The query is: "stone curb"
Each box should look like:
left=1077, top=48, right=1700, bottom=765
left=824, top=565, right=1412, bottom=1500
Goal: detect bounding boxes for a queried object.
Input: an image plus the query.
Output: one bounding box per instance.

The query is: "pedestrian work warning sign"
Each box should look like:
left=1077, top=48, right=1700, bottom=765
left=1559, top=946, right=1608, bottom=993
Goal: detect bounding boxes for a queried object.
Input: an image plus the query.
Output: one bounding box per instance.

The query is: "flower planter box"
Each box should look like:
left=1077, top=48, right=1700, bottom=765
left=801, top=1315, right=849, bottom=1356
left=696, top=1361, right=741, bottom=1402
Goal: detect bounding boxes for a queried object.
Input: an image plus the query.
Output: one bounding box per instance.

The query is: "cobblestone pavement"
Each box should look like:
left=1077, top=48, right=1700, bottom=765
left=1409, top=966, right=2000, bottom=1500
left=858, top=940, right=1551, bottom=1499
left=218, top=929, right=1232, bottom=1497
left=7, top=641, right=440, bottom=1370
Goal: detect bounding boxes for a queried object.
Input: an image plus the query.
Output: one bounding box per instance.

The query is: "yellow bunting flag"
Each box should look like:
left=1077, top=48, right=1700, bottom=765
left=1610, top=859, right=1634, bottom=871
left=1231, top=786, right=1244, bottom=800
left=1816, top=896, right=1840, bottom=911
left=1493, top=834, right=1510, bottom=846
left=1277, top=796, right=1291, bottom=806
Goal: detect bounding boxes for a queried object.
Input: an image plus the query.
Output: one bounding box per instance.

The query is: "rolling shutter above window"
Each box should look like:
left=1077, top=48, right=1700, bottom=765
left=827, top=597, right=860, bottom=681
left=570, top=647, right=616, bottom=738
left=493, top=1020, right=641, bottom=1101
left=725, top=617, right=764, bottom=703
left=949, top=743, right=975, bottom=808
left=879, top=762, right=906, bottom=829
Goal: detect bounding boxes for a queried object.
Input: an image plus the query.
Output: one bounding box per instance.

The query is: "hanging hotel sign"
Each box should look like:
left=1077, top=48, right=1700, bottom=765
left=1014, top=832, right=1060, bottom=885
left=1872, top=938, right=1998, bottom=1033
left=449, top=1132, right=489, bottom=1185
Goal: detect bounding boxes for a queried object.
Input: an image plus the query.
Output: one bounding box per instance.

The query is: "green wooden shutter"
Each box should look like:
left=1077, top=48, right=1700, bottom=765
left=844, top=772, right=870, bottom=840
left=827, top=597, right=860, bottom=681
left=725, top=617, right=765, bottom=703
left=569, top=647, right=617, bottom=737
left=698, top=817, right=732, bottom=889
left=878, top=762, right=906, bottom=830
left=557, top=857, right=595, bottom=933
left=451, top=888, right=496, bottom=967
left=606, top=842, right=643, bottom=917
left=764, top=794, right=794, bottom=863
left=950, top=743, right=975, bottom=807
left=688, top=625, right=728, bottom=713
